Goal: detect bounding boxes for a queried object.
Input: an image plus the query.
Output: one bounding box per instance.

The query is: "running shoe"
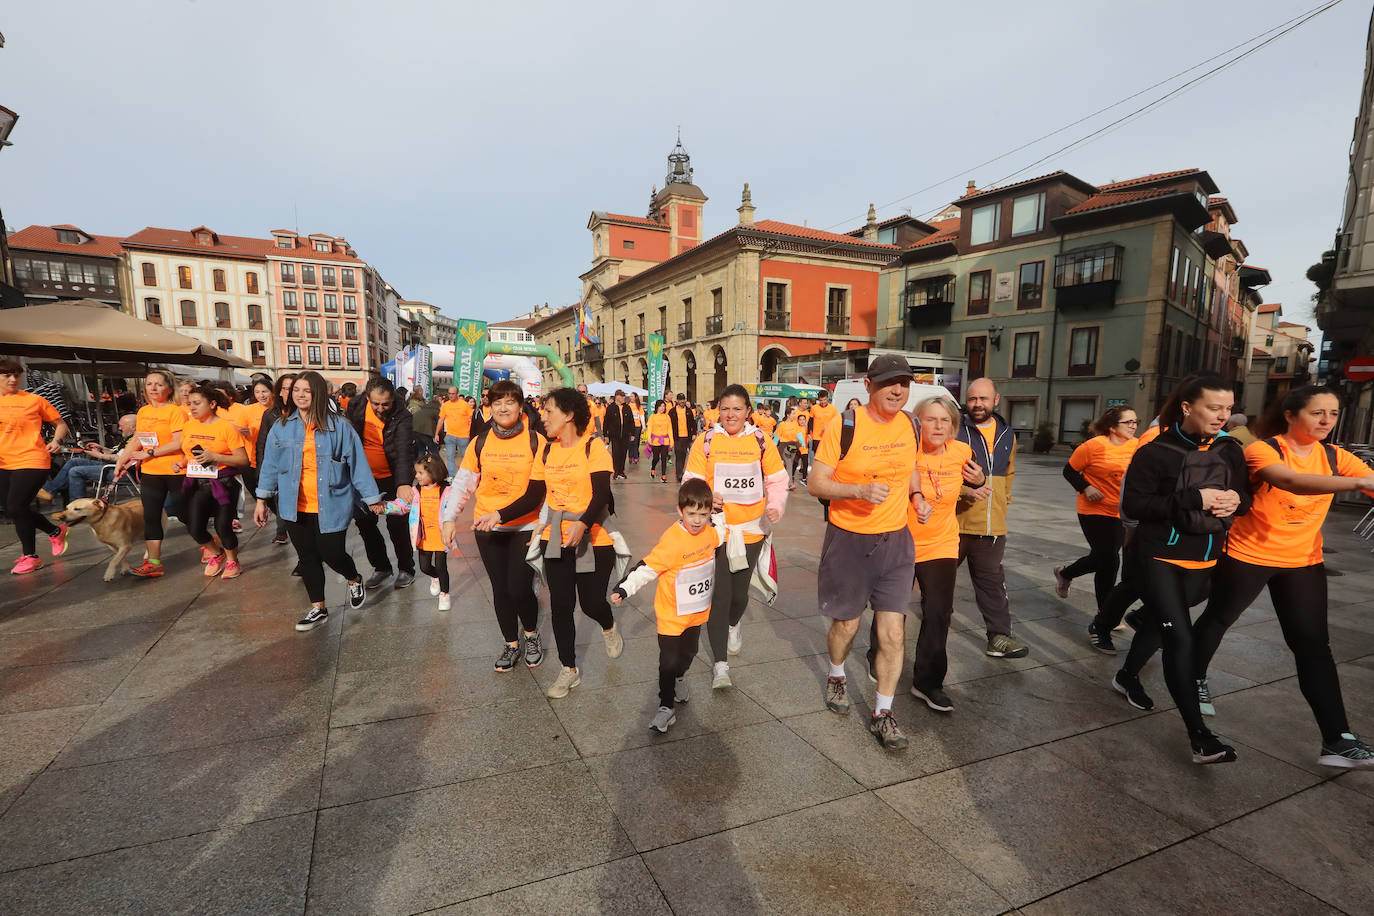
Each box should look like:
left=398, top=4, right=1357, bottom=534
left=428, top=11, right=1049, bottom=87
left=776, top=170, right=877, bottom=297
left=1196, top=678, right=1216, bottom=716
left=727, top=624, right=742, bottom=655
left=869, top=711, right=909, bottom=750
left=546, top=666, right=581, bottom=698
left=347, top=579, right=367, bottom=609
left=661, top=476, right=667, bottom=483
left=649, top=706, right=676, bottom=733
left=494, top=643, right=521, bottom=672
left=1191, top=733, right=1238, bottom=765
left=911, top=686, right=954, bottom=713
left=430, top=578, right=440, bottom=597
left=221, top=560, right=242, bottom=580
left=986, top=634, right=1029, bottom=658
left=125, top=559, right=163, bottom=578
left=295, top=606, right=328, bottom=632
left=49, top=524, right=68, bottom=557
left=1052, top=565, right=1071, bottom=598
left=394, top=571, right=415, bottom=590
left=231, top=519, right=243, bottom=533
left=272, top=532, right=289, bottom=545
left=1318, top=733, right=1374, bottom=769
left=675, top=676, right=688, bottom=704
left=824, top=676, right=850, bottom=715
left=712, top=661, right=732, bottom=689
left=1088, top=621, right=1117, bottom=654
left=36, top=488, right=53, bottom=503
left=200, top=545, right=214, bottom=564
left=523, top=632, right=544, bottom=668
left=364, top=569, right=392, bottom=589
left=602, top=623, right=624, bottom=659
left=1112, top=671, right=1154, bottom=710
left=204, top=552, right=226, bottom=577
left=437, top=593, right=451, bottom=611
left=10, top=555, right=42, bottom=575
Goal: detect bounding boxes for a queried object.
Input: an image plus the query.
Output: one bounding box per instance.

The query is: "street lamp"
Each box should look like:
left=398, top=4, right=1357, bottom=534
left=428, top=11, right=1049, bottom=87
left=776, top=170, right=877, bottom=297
left=0, top=105, right=18, bottom=149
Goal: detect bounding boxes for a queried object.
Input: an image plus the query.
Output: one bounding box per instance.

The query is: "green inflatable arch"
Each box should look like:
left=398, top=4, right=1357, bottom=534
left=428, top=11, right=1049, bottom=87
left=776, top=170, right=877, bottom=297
left=487, top=340, right=576, bottom=388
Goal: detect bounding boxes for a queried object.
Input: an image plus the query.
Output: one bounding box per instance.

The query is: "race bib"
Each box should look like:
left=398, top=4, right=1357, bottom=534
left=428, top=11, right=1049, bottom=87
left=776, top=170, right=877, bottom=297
left=186, top=461, right=217, bottom=479
left=674, top=560, right=714, bottom=616
left=137, top=433, right=159, bottom=449
left=714, top=461, right=763, bottom=503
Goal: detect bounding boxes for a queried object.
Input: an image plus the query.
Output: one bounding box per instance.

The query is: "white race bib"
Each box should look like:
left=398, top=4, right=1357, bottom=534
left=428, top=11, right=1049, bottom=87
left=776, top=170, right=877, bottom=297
left=186, top=461, right=217, bottom=479
left=137, top=433, right=159, bottom=449
left=713, top=461, right=763, bottom=504
left=674, top=559, right=714, bottom=616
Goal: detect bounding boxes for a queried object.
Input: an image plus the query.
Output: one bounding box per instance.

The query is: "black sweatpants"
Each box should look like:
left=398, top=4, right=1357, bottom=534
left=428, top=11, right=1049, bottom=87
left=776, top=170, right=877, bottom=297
left=707, top=538, right=765, bottom=663
left=659, top=625, right=701, bottom=707
left=183, top=477, right=240, bottom=550
left=791, top=449, right=808, bottom=483
left=1135, top=558, right=1214, bottom=738
left=139, top=472, right=185, bottom=541
left=958, top=534, right=1012, bottom=639
left=286, top=511, right=360, bottom=605
left=610, top=436, right=629, bottom=476
left=651, top=445, right=670, bottom=477
left=476, top=529, right=539, bottom=642
left=544, top=543, right=616, bottom=668
left=1062, top=513, right=1123, bottom=611
left=0, top=467, right=57, bottom=556
left=354, top=474, right=414, bottom=575
left=910, top=558, right=961, bottom=692
left=673, top=438, right=690, bottom=481
left=417, top=549, right=450, bottom=594
left=1193, top=557, right=1348, bottom=743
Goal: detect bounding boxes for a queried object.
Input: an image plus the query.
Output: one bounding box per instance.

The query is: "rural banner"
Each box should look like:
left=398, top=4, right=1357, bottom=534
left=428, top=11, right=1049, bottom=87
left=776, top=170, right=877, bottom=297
left=454, top=319, right=489, bottom=399
left=646, top=333, right=666, bottom=406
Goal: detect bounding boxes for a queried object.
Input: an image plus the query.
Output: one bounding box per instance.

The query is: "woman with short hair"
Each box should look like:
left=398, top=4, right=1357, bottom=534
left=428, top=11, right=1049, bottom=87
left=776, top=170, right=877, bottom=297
left=0, top=357, right=70, bottom=575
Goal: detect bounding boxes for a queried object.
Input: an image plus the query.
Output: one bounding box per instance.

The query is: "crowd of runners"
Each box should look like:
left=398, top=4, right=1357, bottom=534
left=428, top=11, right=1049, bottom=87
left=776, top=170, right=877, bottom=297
left=2, top=351, right=1372, bottom=768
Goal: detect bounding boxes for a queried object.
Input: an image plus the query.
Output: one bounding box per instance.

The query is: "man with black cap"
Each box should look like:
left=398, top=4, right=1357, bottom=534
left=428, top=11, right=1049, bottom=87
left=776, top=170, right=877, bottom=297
left=808, top=353, right=928, bottom=752
left=667, top=393, right=697, bottom=483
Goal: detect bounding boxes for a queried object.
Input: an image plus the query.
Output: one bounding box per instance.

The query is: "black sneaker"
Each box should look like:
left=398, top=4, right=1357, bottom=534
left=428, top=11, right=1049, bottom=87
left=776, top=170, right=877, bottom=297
left=347, top=579, right=367, bottom=609
left=911, top=686, right=954, bottom=713
left=1111, top=670, right=1153, bottom=710
left=295, top=606, right=328, bottom=632
left=291, top=563, right=302, bottom=578
left=494, top=643, right=521, bottom=672
left=523, top=632, right=544, bottom=668
left=394, top=571, right=415, bottom=590
left=1088, top=621, right=1117, bottom=654
left=1191, top=733, right=1238, bottom=765
left=1318, top=733, right=1374, bottom=768
left=364, top=569, right=392, bottom=589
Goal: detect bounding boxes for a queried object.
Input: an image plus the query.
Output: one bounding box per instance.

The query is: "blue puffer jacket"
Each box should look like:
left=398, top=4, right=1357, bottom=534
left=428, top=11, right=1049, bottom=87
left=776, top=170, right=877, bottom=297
left=255, top=413, right=382, bottom=532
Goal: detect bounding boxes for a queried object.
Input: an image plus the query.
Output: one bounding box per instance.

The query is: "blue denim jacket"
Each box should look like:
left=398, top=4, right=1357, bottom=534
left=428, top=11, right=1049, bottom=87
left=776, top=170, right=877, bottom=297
left=255, top=414, right=381, bottom=532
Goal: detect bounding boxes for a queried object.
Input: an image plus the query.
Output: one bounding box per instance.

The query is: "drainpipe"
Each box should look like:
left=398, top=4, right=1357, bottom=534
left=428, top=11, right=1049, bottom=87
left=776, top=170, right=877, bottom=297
left=900, top=258, right=911, bottom=351
left=1044, top=234, right=1065, bottom=427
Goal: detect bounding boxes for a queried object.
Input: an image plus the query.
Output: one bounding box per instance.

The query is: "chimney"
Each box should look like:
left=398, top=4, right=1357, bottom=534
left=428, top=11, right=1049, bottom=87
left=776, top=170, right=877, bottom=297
left=737, top=182, right=755, bottom=227
left=862, top=203, right=878, bottom=243
left=963, top=180, right=977, bottom=197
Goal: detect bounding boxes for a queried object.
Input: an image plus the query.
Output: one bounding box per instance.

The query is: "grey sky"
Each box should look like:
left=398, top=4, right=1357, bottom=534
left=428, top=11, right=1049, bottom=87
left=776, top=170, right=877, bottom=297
left=2, top=0, right=1365, bottom=331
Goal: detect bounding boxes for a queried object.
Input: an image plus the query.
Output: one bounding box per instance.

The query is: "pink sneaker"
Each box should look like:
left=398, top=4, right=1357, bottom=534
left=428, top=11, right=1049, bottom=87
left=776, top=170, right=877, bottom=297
left=204, top=552, right=226, bottom=577
left=10, top=555, right=42, bottom=575
left=49, top=524, right=69, bottom=557
left=221, top=560, right=242, bottom=579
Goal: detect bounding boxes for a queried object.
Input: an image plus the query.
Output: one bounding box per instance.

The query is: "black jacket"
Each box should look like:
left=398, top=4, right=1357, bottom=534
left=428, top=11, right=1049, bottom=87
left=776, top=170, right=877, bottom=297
left=603, top=402, right=634, bottom=440
left=344, top=395, right=415, bottom=486
left=255, top=405, right=289, bottom=469
left=667, top=403, right=698, bottom=442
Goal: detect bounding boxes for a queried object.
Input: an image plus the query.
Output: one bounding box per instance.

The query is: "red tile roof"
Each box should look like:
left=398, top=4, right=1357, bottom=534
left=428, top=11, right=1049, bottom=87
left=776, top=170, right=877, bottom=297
left=600, top=212, right=669, bottom=230
left=8, top=224, right=125, bottom=258
left=1257, top=303, right=1281, bottom=313
left=1062, top=187, right=1179, bottom=215
left=750, top=219, right=899, bottom=250
left=1097, top=168, right=1201, bottom=191
left=957, top=171, right=1076, bottom=204
left=1277, top=320, right=1307, bottom=329
left=123, top=226, right=275, bottom=260
left=905, top=217, right=961, bottom=249
left=1253, top=347, right=1269, bottom=357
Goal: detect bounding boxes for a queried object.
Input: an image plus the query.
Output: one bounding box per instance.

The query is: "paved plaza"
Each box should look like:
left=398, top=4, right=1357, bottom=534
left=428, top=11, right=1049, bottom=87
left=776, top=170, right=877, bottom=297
left=0, top=452, right=1371, bottom=914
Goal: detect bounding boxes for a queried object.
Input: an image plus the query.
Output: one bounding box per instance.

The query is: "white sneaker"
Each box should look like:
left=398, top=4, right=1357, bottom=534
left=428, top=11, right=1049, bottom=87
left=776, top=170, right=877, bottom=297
left=602, top=623, right=624, bottom=659
left=674, top=676, right=688, bottom=704
left=437, top=593, right=451, bottom=611
left=712, top=661, right=732, bottom=689
left=546, top=666, right=581, bottom=698
left=430, top=578, right=440, bottom=597
left=649, top=706, right=676, bottom=733
left=727, top=624, right=742, bottom=655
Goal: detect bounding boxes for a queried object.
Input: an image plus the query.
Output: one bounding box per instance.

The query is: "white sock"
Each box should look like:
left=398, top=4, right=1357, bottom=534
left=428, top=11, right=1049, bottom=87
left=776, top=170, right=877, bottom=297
left=829, top=662, right=846, bottom=678
left=875, top=692, right=893, bottom=715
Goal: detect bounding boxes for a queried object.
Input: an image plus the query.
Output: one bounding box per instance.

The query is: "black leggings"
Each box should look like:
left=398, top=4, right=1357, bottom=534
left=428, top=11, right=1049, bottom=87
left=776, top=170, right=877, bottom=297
left=1136, top=558, right=1215, bottom=738
left=544, top=543, right=616, bottom=668
left=183, top=478, right=240, bottom=551
left=285, top=511, right=360, bottom=605
left=707, top=539, right=765, bottom=662
left=1094, top=532, right=1143, bottom=633
left=791, top=449, right=808, bottom=483
left=629, top=431, right=641, bottom=460
left=911, top=558, right=960, bottom=691
left=651, top=445, right=670, bottom=477
left=673, top=439, right=690, bottom=480
left=659, top=625, right=701, bottom=707
left=1193, top=557, right=1348, bottom=743
left=1062, top=513, right=1123, bottom=611
left=140, top=473, right=185, bottom=541
left=417, top=549, right=450, bottom=593
left=0, top=467, right=57, bottom=556
left=475, top=529, right=538, bottom=643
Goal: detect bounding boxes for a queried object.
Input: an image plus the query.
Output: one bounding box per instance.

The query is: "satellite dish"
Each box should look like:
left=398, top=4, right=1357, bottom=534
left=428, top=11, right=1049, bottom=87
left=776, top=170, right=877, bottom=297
left=1124, top=359, right=1140, bottom=372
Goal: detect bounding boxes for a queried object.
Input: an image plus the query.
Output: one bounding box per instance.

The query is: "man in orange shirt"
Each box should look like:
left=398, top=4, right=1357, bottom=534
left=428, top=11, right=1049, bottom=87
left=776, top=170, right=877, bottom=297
left=436, top=386, right=475, bottom=473
left=346, top=376, right=417, bottom=589
left=807, top=389, right=838, bottom=463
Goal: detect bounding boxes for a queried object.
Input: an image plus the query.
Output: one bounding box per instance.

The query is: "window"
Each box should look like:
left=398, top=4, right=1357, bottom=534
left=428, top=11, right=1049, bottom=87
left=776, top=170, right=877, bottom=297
left=970, top=203, right=1000, bottom=245
left=1053, top=245, right=1123, bottom=287
left=250, top=340, right=266, bottom=363
left=1181, top=256, right=1192, bottom=306
left=920, top=338, right=943, bottom=354
left=314, top=241, right=330, bottom=253
left=280, top=262, right=296, bottom=283
left=327, top=346, right=342, bottom=365
left=764, top=282, right=788, bottom=330
left=301, top=265, right=316, bottom=285
left=345, top=320, right=358, bottom=339
left=307, top=345, right=322, bottom=364
left=341, top=268, right=355, bottom=289
left=283, top=290, right=297, bottom=311
left=623, top=240, right=635, bottom=250
left=1276, top=355, right=1289, bottom=373
left=712, top=288, right=723, bottom=315
left=1194, top=267, right=1205, bottom=313
left=246, top=272, right=259, bottom=294
left=214, top=301, right=231, bottom=327
left=212, top=268, right=226, bottom=292
left=965, top=335, right=988, bottom=378
left=346, top=346, right=360, bottom=366
left=247, top=304, right=263, bottom=329
left=324, top=294, right=337, bottom=312
left=1168, top=247, right=1180, bottom=300
left=144, top=298, right=162, bottom=323
left=343, top=295, right=356, bottom=313
left=1264, top=334, right=1274, bottom=347
left=306, top=319, right=320, bottom=337
left=1017, top=261, right=1044, bottom=310
left=56, top=228, right=81, bottom=244
left=322, top=267, right=336, bottom=286
left=216, top=338, right=233, bottom=353
left=304, top=292, right=317, bottom=311
left=141, top=262, right=156, bottom=286
left=287, top=344, right=302, bottom=364
left=326, top=320, right=339, bottom=338
left=1010, top=192, right=1044, bottom=237
left=826, top=288, right=849, bottom=334
left=967, top=270, right=991, bottom=315
left=285, top=318, right=301, bottom=337
left=11, top=257, right=28, bottom=281
left=177, top=266, right=193, bottom=289
left=178, top=300, right=197, bottom=325
left=276, top=237, right=293, bottom=249
left=1069, top=327, right=1100, bottom=376
left=1012, top=331, right=1039, bottom=378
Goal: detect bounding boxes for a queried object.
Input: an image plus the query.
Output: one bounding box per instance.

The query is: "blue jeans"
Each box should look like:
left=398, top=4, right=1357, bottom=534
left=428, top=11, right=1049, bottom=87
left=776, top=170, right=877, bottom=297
left=48, top=457, right=110, bottom=499
left=445, top=435, right=470, bottom=473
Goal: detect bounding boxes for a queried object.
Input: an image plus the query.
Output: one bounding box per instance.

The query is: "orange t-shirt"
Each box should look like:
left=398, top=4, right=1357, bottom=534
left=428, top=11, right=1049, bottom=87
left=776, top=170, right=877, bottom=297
left=753, top=412, right=776, bottom=435
left=590, top=402, right=607, bottom=433
left=1225, top=437, right=1373, bottom=568
left=242, top=403, right=269, bottom=468
left=298, top=424, right=319, bottom=513
left=908, top=439, right=973, bottom=560
left=647, top=414, right=672, bottom=442
left=135, top=403, right=188, bottom=475
left=362, top=403, right=390, bottom=478
left=459, top=428, right=547, bottom=528
left=538, top=436, right=614, bottom=546
left=440, top=400, right=474, bottom=438
left=809, top=403, right=839, bottom=442
left=1068, top=435, right=1138, bottom=517
left=642, top=521, right=720, bottom=635
left=417, top=484, right=445, bottom=551
left=976, top=420, right=996, bottom=455
left=775, top=420, right=806, bottom=453
left=685, top=430, right=785, bottom=542
left=1137, top=424, right=1162, bottom=446
left=704, top=408, right=720, bottom=428
left=672, top=406, right=690, bottom=437
left=0, top=391, right=61, bottom=470
left=815, top=408, right=918, bottom=535
left=179, top=415, right=246, bottom=468
left=630, top=404, right=645, bottom=428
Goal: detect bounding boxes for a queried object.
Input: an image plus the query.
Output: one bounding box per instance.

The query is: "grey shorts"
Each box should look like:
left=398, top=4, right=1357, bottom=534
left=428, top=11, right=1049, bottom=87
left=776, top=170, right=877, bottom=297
left=817, top=524, right=916, bottom=620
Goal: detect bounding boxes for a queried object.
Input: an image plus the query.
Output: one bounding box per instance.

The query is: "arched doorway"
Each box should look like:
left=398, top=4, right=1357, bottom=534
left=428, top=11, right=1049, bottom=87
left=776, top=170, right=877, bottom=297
left=760, top=345, right=788, bottom=382
left=711, top=345, right=728, bottom=401
left=619, top=361, right=629, bottom=385
left=638, top=357, right=649, bottom=394
left=683, top=351, right=697, bottom=404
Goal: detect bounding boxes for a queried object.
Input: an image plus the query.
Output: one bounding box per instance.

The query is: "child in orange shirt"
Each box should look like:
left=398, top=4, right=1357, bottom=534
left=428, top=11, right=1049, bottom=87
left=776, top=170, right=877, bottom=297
left=611, top=478, right=726, bottom=733
left=381, top=454, right=456, bottom=610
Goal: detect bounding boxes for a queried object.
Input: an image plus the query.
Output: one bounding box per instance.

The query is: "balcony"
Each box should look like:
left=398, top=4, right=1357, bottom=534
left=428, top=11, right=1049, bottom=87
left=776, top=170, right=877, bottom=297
left=826, top=315, right=850, bottom=335
left=578, top=342, right=603, bottom=362
left=252, top=355, right=267, bottom=367
left=1054, top=245, right=1123, bottom=310
left=677, top=321, right=693, bottom=341
left=904, top=293, right=954, bottom=329
left=763, top=310, right=789, bottom=331
left=614, top=338, right=626, bottom=354
left=705, top=314, right=723, bottom=335
left=1230, top=335, right=1246, bottom=357
left=633, top=333, right=645, bottom=350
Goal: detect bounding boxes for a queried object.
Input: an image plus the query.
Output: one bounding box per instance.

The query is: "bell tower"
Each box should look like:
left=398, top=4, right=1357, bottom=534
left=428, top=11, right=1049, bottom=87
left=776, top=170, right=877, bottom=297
left=652, top=130, right=707, bottom=257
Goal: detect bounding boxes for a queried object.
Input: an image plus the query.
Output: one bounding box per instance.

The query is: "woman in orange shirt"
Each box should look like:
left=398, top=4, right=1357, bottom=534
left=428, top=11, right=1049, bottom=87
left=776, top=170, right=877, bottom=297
left=1190, top=386, right=1374, bottom=768
left=1054, top=405, right=1139, bottom=613
left=117, top=370, right=187, bottom=578
left=0, top=357, right=70, bottom=575
left=173, top=384, right=250, bottom=579
left=646, top=400, right=673, bottom=482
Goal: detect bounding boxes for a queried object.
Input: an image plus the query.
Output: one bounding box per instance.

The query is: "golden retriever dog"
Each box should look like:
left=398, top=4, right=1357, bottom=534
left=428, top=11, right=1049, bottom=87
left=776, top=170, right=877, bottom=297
left=51, top=498, right=145, bottom=582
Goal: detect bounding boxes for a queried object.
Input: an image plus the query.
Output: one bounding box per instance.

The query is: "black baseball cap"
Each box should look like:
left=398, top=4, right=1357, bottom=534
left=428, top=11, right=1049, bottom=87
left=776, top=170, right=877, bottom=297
left=866, top=354, right=914, bottom=385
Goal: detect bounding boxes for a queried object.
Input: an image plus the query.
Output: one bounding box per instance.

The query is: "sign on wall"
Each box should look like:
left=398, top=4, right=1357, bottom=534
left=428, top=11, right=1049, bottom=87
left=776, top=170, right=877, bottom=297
left=993, top=271, right=1016, bottom=302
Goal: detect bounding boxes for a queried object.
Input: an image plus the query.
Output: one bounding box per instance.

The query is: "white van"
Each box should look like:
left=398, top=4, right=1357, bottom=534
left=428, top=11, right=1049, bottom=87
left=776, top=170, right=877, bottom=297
left=830, top=379, right=960, bottom=414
